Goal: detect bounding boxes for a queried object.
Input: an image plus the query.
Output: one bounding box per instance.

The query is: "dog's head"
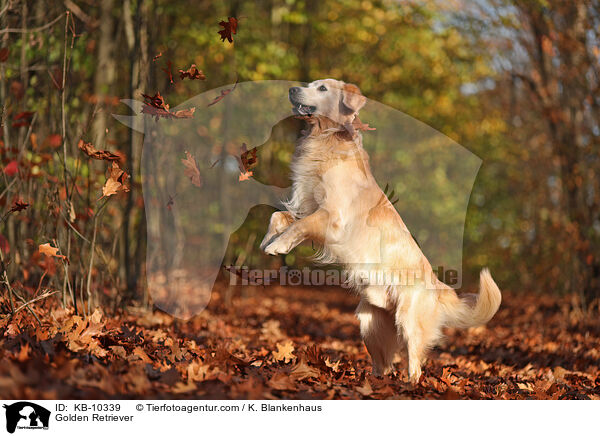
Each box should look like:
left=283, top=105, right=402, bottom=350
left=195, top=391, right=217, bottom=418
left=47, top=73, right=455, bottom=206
left=289, top=79, right=366, bottom=126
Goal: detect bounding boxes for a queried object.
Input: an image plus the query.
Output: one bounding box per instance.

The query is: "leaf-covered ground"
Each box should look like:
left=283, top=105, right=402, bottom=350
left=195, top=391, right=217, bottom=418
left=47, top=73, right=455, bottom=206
left=1, top=283, right=599, bottom=399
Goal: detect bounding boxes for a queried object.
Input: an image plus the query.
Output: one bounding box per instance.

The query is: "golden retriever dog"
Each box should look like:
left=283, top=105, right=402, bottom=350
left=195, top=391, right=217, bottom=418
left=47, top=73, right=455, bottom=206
left=260, top=79, right=502, bottom=383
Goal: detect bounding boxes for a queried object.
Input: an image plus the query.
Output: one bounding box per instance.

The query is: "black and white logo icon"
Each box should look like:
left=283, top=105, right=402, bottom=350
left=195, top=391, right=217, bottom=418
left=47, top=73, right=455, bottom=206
left=3, top=402, right=50, bottom=434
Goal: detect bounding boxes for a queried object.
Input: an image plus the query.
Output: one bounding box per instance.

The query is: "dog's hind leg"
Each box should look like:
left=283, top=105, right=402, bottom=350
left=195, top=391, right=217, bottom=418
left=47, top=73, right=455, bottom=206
left=260, top=211, right=295, bottom=250
left=356, top=297, right=400, bottom=376
left=397, top=294, right=443, bottom=384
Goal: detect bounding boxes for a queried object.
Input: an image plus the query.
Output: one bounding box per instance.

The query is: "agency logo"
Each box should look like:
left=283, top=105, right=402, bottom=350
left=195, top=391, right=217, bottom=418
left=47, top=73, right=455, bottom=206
left=2, top=402, right=50, bottom=434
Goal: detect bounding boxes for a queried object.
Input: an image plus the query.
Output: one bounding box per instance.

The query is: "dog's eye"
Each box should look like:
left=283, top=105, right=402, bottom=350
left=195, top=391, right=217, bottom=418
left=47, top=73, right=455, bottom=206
left=318, top=85, right=327, bottom=92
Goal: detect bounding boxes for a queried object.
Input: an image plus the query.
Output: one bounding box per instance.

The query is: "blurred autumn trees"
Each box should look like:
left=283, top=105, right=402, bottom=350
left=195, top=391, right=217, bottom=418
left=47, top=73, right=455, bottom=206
left=460, top=0, right=600, bottom=307
left=0, top=0, right=599, bottom=313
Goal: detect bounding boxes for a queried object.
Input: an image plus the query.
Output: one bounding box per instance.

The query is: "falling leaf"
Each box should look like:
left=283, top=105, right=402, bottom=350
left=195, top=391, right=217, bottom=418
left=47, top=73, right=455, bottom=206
left=240, top=143, right=258, bottom=171
left=142, top=91, right=168, bottom=109
left=141, top=92, right=195, bottom=121
left=235, top=143, right=256, bottom=182
left=102, top=162, right=130, bottom=198
left=218, top=17, right=238, bottom=43
left=102, top=178, right=121, bottom=198
left=170, top=107, right=196, bottom=118
left=10, top=200, right=29, bottom=213
left=77, top=139, right=120, bottom=161
left=179, top=64, right=206, bottom=81
left=207, top=79, right=238, bottom=107
left=182, top=151, right=202, bottom=188
left=39, top=243, right=68, bottom=262
left=238, top=170, right=253, bottom=181
left=273, top=341, right=295, bottom=363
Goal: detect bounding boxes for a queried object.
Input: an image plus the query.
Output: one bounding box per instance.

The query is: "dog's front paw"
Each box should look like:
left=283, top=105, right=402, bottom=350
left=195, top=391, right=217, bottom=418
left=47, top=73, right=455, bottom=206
left=263, top=235, right=293, bottom=256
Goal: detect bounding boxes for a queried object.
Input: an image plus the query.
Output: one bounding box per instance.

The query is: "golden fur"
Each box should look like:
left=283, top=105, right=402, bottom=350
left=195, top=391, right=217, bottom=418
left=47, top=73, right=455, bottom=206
left=261, top=79, right=502, bottom=383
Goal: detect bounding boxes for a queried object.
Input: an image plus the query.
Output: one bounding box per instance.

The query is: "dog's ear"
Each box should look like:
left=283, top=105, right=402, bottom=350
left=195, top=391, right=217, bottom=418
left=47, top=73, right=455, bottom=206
left=341, top=83, right=366, bottom=114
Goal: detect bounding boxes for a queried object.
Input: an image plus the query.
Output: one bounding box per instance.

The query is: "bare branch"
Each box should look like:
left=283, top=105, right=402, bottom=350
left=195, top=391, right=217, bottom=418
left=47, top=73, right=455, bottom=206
left=0, top=12, right=64, bottom=35
left=64, top=0, right=97, bottom=28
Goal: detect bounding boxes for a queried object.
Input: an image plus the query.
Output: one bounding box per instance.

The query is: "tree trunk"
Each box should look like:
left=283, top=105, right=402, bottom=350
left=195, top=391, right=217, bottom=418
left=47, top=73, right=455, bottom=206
left=91, top=0, right=116, bottom=146
left=123, top=0, right=150, bottom=299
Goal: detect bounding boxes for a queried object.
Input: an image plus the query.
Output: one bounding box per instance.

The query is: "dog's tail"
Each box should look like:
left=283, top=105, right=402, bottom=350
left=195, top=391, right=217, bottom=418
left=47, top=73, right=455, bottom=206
left=440, top=268, right=501, bottom=329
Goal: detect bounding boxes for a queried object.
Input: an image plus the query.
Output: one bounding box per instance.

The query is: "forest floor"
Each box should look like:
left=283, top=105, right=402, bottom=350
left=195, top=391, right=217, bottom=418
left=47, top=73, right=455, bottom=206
left=1, top=281, right=600, bottom=399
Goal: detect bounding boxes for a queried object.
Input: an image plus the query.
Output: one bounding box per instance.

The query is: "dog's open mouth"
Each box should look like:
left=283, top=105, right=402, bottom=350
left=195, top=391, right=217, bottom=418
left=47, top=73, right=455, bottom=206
left=292, top=102, right=316, bottom=116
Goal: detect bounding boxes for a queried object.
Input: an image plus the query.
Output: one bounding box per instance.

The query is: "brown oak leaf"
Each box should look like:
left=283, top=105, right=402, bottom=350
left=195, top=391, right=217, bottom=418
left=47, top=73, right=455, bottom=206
left=272, top=341, right=295, bottom=363
left=238, top=170, right=253, bottom=182
left=218, top=17, right=238, bottom=43
left=182, top=151, right=202, bottom=188
left=77, top=139, right=120, bottom=161
left=240, top=143, right=258, bottom=171
left=102, top=162, right=130, bottom=198
left=10, top=200, right=29, bottom=213
left=141, top=92, right=196, bottom=121
left=179, top=64, right=206, bottom=81
left=290, top=357, right=320, bottom=381
left=39, top=243, right=68, bottom=262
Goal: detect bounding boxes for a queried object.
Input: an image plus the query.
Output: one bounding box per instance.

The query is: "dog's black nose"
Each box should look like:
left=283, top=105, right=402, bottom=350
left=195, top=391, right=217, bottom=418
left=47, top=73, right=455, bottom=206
left=289, top=87, right=301, bottom=95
